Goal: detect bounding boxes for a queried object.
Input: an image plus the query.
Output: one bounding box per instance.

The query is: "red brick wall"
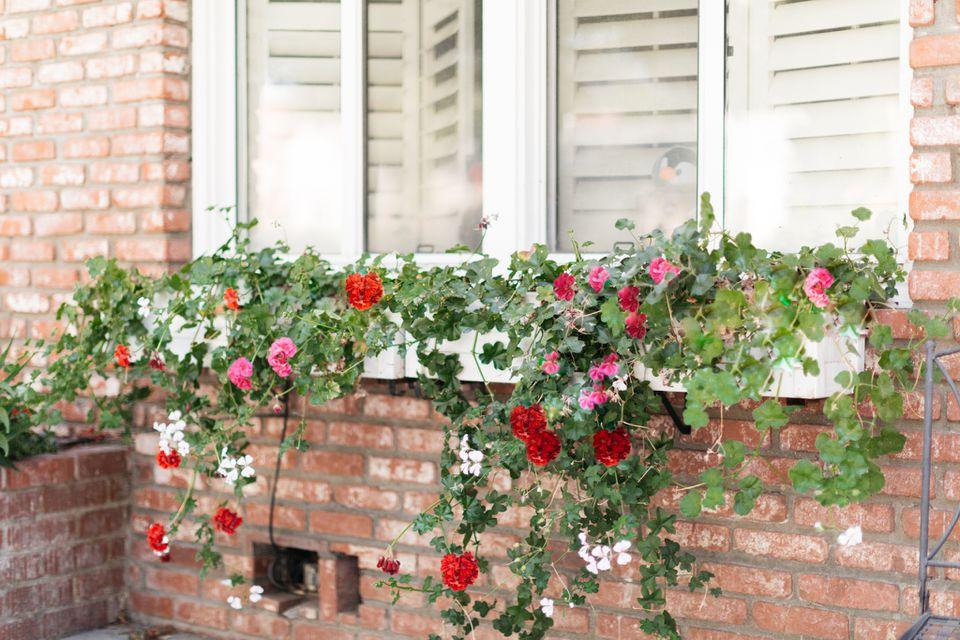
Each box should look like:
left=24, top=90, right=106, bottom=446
left=0, top=0, right=190, bottom=345
left=0, top=444, right=129, bottom=640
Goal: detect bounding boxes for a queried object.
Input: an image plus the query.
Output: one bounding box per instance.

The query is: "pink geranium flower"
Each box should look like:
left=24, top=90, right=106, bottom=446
left=553, top=273, right=575, bottom=301
left=541, top=351, right=560, bottom=375
left=268, top=337, right=297, bottom=378
left=579, top=385, right=609, bottom=411
left=803, top=267, right=835, bottom=309
left=589, top=354, right=619, bottom=382
left=649, top=257, right=680, bottom=284
left=227, top=357, right=253, bottom=390
left=588, top=266, right=609, bottom=292
left=618, top=285, right=639, bottom=312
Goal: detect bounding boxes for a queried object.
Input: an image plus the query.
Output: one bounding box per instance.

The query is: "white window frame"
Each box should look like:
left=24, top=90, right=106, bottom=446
left=192, top=0, right=916, bottom=379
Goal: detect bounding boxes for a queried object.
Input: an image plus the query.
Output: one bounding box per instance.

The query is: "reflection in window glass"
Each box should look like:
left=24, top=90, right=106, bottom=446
left=246, top=0, right=342, bottom=253
left=725, top=0, right=902, bottom=251
left=554, top=1, right=699, bottom=252
left=366, top=0, right=483, bottom=254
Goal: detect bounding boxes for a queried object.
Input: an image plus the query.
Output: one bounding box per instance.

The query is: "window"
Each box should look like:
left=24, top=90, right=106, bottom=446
left=193, top=1, right=910, bottom=261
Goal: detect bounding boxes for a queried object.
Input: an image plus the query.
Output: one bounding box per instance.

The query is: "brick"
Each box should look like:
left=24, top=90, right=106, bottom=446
left=834, top=541, right=917, bottom=574
left=0, top=116, right=34, bottom=137
left=369, top=457, right=436, bottom=484
left=114, top=238, right=190, bottom=262
left=911, top=191, right=960, bottom=220
left=59, top=85, right=107, bottom=107
left=37, top=60, right=83, bottom=83
left=911, top=153, right=951, bottom=184
left=910, top=0, right=935, bottom=26
left=909, top=270, right=960, bottom=301
left=137, top=0, right=188, bottom=21
left=912, top=34, right=960, bottom=69
left=90, top=162, right=139, bottom=184
left=86, top=212, right=136, bottom=234
left=0, top=215, right=32, bottom=236
left=139, top=49, right=188, bottom=74
left=793, top=499, right=894, bottom=533
left=112, top=23, right=188, bottom=49
left=39, top=164, right=85, bottom=186
left=309, top=510, right=374, bottom=537
left=35, top=213, right=82, bottom=236
left=32, top=267, right=79, bottom=289
left=32, top=10, right=78, bottom=34
left=913, top=117, right=960, bottom=146
left=301, top=451, right=364, bottom=476
left=12, top=140, right=55, bottom=163
left=139, top=104, right=190, bottom=130
left=364, top=395, right=432, bottom=420
left=854, top=617, right=912, bottom=640
left=11, top=190, right=58, bottom=212
left=10, top=38, right=55, bottom=62
left=753, top=602, right=848, bottom=640
left=59, top=238, right=108, bottom=262
left=82, top=2, right=132, bottom=27
left=909, top=231, right=950, bottom=261
left=112, top=185, right=185, bottom=209
left=9, top=0, right=51, bottom=10
left=328, top=421, right=393, bottom=449
left=0, top=167, right=33, bottom=188
left=63, top=136, right=109, bottom=158
left=140, top=209, right=189, bottom=232
left=333, top=485, right=399, bottom=511
left=798, top=574, right=899, bottom=612
left=5, top=292, right=50, bottom=314
left=11, top=240, right=55, bottom=261
left=113, top=77, right=188, bottom=103
left=0, top=67, right=32, bottom=89
left=913, top=77, right=934, bottom=108
left=11, top=89, right=56, bottom=111
left=85, top=54, right=136, bottom=79
left=87, top=107, right=137, bottom=131
left=58, top=32, right=106, bottom=56
left=38, top=112, right=83, bottom=134
left=61, top=188, right=109, bottom=211
left=732, top=529, right=828, bottom=563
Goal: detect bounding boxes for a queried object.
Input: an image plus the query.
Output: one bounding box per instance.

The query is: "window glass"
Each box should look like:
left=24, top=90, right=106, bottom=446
left=554, top=1, right=699, bottom=252
left=725, top=0, right=902, bottom=251
left=246, top=0, right=342, bottom=253
left=366, top=0, right=483, bottom=254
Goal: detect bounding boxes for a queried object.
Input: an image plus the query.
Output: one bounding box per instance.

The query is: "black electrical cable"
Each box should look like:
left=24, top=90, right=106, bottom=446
left=655, top=389, right=691, bottom=435
left=266, top=388, right=296, bottom=593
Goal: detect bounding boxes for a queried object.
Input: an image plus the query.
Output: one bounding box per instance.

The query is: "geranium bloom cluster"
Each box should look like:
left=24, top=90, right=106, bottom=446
left=577, top=533, right=632, bottom=574
left=146, top=522, right=170, bottom=561
left=217, top=448, right=255, bottom=486
left=227, top=357, right=253, bottom=390
left=114, top=344, right=131, bottom=368
left=593, top=427, right=631, bottom=467
left=267, top=337, right=297, bottom=378
left=510, top=404, right=561, bottom=467
left=804, top=267, right=835, bottom=309
left=213, top=506, right=243, bottom=535
left=154, top=410, right=189, bottom=468
left=458, top=435, right=484, bottom=477
left=441, top=551, right=479, bottom=591
left=345, top=272, right=384, bottom=310
left=377, top=556, right=401, bottom=575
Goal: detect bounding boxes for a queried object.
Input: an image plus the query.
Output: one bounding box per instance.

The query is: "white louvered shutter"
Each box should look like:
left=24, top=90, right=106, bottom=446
left=725, top=0, right=902, bottom=251
left=367, top=0, right=482, bottom=254
left=246, top=0, right=343, bottom=254
left=554, top=0, right=700, bottom=252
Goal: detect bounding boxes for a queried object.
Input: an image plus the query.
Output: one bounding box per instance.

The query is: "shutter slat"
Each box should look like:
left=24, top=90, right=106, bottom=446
left=574, top=81, right=698, bottom=114
left=268, top=57, right=339, bottom=85
left=571, top=114, right=697, bottom=145
left=769, top=60, right=898, bottom=105
left=789, top=133, right=898, bottom=172
left=770, top=0, right=899, bottom=36
left=260, top=85, right=340, bottom=111
left=268, top=31, right=339, bottom=57
left=574, top=15, right=698, bottom=50
left=575, top=49, right=698, bottom=82
left=575, top=0, right=698, bottom=17
left=266, top=2, right=339, bottom=30
left=769, top=23, right=899, bottom=70
left=774, top=96, right=898, bottom=138
left=786, top=169, right=898, bottom=206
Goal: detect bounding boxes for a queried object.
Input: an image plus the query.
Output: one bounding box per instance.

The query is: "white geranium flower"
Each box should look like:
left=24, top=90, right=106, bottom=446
left=137, top=297, right=151, bottom=318
left=227, top=595, right=242, bottom=610
left=249, top=585, right=264, bottom=603
left=457, top=435, right=484, bottom=477
left=613, top=540, right=632, bottom=565
left=539, top=597, right=554, bottom=617
left=837, top=525, right=863, bottom=547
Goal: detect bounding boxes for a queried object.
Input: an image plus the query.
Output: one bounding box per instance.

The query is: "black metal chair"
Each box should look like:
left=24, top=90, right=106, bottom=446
left=901, top=342, right=960, bottom=639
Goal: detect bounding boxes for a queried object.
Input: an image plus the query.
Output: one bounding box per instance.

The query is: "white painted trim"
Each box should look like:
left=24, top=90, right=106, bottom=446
left=340, top=0, right=366, bottom=258
left=698, top=0, right=726, bottom=226
left=894, top=0, right=914, bottom=308
left=191, top=0, right=239, bottom=256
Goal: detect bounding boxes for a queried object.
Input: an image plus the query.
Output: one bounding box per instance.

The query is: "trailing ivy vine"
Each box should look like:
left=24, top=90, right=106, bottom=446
left=14, top=196, right=956, bottom=638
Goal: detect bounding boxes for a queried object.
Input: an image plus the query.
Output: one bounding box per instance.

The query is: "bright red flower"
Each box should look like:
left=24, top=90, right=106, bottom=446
left=146, top=522, right=170, bottom=560
left=156, top=450, right=181, bottom=469
left=213, top=507, right=243, bottom=535
left=149, top=353, right=165, bottom=371
left=618, top=285, right=640, bottom=312
left=510, top=404, right=547, bottom=443
left=593, top=427, right=631, bottom=467
left=224, top=287, right=240, bottom=311
left=345, top=273, right=384, bottom=311
left=441, top=551, right=479, bottom=591
left=377, top=556, right=401, bottom=575
left=553, top=272, right=575, bottom=301
left=114, top=344, right=131, bottom=368
left=525, top=430, right=561, bottom=467
left=625, top=312, right=647, bottom=340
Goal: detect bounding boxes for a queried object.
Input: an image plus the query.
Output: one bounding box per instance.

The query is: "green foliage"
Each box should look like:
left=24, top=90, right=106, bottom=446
left=23, top=198, right=946, bottom=639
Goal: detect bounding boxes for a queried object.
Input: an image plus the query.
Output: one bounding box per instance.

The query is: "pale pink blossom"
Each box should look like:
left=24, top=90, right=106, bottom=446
left=803, top=267, right=835, bottom=309
left=588, top=266, right=609, bottom=292
left=227, top=357, right=253, bottom=390
left=589, top=354, right=619, bottom=382
left=578, top=385, right=609, bottom=411
left=541, top=351, right=560, bottom=375
left=268, top=337, right=297, bottom=378
left=649, top=257, right=680, bottom=284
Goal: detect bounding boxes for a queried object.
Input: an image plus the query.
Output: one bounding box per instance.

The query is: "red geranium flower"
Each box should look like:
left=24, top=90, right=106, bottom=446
left=625, top=312, right=647, bottom=340
left=377, top=555, right=401, bottom=575
left=593, top=427, right=631, bottom=467
left=224, top=287, right=240, bottom=311
left=553, top=272, right=575, bottom=301
left=510, top=404, right=547, bottom=443
left=156, top=450, right=181, bottom=469
left=618, top=285, right=640, bottom=312
left=114, top=344, right=131, bottom=368
left=441, top=551, right=479, bottom=591
left=213, top=507, right=243, bottom=535
left=149, top=353, right=165, bottom=371
left=525, top=430, right=561, bottom=467
left=345, top=272, right=384, bottom=311
left=146, top=522, right=170, bottom=560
